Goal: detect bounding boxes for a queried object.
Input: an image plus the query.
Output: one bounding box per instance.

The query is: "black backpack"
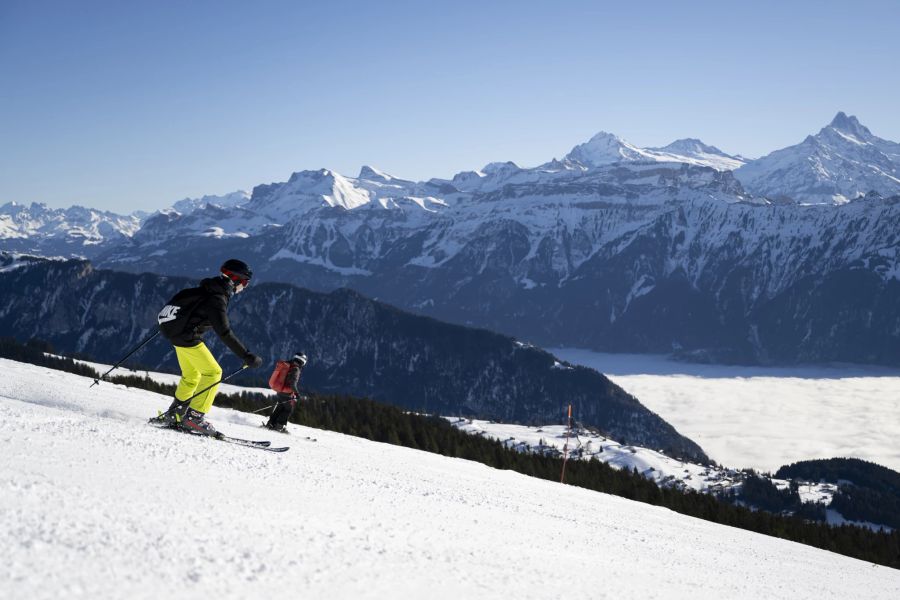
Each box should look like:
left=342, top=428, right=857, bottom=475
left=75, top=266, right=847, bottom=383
left=157, top=287, right=207, bottom=340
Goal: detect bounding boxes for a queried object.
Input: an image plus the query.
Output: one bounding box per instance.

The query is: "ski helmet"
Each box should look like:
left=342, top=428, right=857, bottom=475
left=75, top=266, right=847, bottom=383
left=221, top=259, right=252, bottom=286
left=292, top=352, right=308, bottom=366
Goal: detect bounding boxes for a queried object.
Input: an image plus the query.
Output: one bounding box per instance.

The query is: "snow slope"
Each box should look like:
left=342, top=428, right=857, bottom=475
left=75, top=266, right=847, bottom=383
left=2, top=358, right=898, bottom=600
left=553, top=349, right=900, bottom=473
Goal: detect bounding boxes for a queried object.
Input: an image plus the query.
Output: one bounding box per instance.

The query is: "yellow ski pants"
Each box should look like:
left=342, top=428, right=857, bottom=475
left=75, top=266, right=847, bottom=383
left=174, top=343, right=222, bottom=414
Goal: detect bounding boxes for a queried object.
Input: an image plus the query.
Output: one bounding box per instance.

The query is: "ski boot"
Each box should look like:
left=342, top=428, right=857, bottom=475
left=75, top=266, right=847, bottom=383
left=179, top=408, right=219, bottom=437
left=263, top=422, right=289, bottom=434
left=148, top=398, right=191, bottom=427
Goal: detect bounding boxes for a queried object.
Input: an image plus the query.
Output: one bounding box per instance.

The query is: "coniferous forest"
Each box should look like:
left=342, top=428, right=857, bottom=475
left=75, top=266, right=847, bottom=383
left=776, top=458, right=900, bottom=529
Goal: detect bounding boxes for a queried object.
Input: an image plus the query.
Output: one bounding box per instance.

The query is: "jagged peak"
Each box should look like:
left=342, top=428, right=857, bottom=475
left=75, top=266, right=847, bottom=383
left=0, top=201, right=81, bottom=215
left=829, top=111, right=858, bottom=130
left=287, top=168, right=335, bottom=184
left=566, top=130, right=646, bottom=166
left=586, top=130, right=625, bottom=143
left=538, top=157, right=586, bottom=171
left=823, top=111, right=873, bottom=139
left=358, top=165, right=394, bottom=181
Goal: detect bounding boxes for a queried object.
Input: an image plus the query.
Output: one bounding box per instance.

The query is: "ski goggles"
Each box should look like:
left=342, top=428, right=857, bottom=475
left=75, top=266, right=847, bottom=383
left=222, top=269, right=251, bottom=292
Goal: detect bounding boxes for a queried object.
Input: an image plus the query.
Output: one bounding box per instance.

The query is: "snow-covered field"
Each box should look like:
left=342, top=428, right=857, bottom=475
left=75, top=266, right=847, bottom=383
left=553, top=349, right=900, bottom=473
left=2, top=358, right=899, bottom=599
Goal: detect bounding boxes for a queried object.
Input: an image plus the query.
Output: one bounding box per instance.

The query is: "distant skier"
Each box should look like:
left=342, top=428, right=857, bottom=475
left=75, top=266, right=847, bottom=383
left=152, top=259, right=263, bottom=435
left=264, top=352, right=308, bottom=433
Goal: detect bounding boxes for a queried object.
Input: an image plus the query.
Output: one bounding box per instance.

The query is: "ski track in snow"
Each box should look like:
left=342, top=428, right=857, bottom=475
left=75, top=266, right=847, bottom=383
left=1, top=358, right=898, bottom=599
left=553, top=349, right=900, bottom=473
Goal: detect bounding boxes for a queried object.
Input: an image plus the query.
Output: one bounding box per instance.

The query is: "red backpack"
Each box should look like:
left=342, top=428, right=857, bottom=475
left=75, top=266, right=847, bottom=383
left=268, top=360, right=293, bottom=393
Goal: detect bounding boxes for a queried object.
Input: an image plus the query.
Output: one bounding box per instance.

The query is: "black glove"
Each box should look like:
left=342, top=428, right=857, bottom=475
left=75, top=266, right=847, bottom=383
left=244, top=353, right=263, bottom=369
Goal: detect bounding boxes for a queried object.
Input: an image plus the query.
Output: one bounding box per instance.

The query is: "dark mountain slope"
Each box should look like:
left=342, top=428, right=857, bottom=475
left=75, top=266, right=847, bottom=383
left=0, top=258, right=707, bottom=461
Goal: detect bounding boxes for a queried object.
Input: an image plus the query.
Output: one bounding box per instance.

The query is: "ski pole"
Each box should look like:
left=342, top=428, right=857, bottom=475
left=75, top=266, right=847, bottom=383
left=91, top=329, right=161, bottom=387
left=179, top=365, right=248, bottom=404
left=251, top=393, right=296, bottom=414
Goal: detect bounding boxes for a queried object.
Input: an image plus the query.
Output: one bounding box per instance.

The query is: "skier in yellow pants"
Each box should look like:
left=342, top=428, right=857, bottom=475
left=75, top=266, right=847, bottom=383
left=174, top=342, right=223, bottom=415
left=153, top=259, right=263, bottom=435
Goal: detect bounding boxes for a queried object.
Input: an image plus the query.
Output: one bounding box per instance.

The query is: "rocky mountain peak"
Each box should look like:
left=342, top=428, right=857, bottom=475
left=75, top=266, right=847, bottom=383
left=566, top=131, right=648, bottom=167
left=735, top=112, right=900, bottom=204
left=826, top=111, right=872, bottom=139
left=358, top=165, right=395, bottom=182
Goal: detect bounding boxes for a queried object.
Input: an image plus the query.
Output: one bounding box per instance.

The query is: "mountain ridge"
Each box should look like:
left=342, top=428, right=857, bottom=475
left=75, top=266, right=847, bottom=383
left=4, top=114, right=900, bottom=365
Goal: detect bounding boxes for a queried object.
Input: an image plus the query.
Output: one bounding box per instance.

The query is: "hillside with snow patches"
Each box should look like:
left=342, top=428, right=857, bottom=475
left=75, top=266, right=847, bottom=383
left=2, top=357, right=899, bottom=599
left=447, top=418, right=892, bottom=532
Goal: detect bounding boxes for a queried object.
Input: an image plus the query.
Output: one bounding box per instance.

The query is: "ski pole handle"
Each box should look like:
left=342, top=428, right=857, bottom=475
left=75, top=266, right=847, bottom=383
left=91, top=330, right=161, bottom=387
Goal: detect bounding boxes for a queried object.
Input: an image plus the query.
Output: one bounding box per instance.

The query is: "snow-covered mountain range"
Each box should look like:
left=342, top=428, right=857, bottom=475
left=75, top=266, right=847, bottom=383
left=3, top=113, right=900, bottom=365
left=0, top=202, right=141, bottom=256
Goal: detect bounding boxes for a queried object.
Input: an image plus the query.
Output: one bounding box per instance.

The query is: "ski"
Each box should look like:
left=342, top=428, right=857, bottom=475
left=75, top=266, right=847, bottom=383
left=149, top=412, right=273, bottom=446
left=214, top=433, right=271, bottom=447
left=150, top=419, right=288, bottom=452
left=215, top=434, right=288, bottom=452
left=260, top=422, right=317, bottom=441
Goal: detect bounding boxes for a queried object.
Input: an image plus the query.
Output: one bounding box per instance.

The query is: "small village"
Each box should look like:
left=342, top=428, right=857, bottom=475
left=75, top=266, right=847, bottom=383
left=447, top=417, right=837, bottom=506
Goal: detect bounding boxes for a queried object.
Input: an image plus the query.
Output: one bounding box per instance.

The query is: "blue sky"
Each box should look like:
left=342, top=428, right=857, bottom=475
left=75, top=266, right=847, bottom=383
left=2, top=0, right=899, bottom=212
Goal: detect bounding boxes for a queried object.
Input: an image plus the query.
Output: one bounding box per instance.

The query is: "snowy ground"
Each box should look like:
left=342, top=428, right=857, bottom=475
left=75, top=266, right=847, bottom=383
left=552, top=349, right=900, bottom=473
left=2, top=358, right=899, bottom=600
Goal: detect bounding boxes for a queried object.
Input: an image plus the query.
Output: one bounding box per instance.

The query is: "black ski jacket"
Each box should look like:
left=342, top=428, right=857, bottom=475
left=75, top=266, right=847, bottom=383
left=161, top=276, right=250, bottom=358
